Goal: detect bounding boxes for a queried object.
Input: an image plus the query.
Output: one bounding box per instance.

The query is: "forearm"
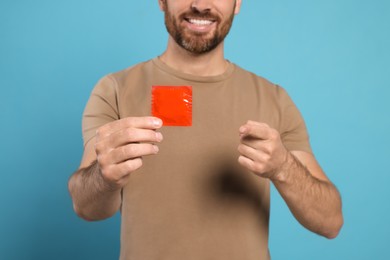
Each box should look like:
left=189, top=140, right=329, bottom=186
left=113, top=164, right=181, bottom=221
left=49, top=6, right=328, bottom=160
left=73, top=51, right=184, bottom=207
left=272, top=153, right=343, bottom=238
left=68, top=160, right=122, bottom=221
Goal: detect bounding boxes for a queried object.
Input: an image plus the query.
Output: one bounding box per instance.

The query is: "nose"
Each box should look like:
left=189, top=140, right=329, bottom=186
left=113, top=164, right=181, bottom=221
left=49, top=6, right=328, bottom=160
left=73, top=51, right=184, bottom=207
left=190, top=0, right=212, bottom=13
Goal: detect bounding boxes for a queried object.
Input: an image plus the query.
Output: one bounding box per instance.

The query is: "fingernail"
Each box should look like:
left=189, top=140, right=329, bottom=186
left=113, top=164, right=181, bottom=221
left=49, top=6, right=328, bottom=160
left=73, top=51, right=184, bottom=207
left=239, top=126, right=246, bottom=133
left=153, top=118, right=162, bottom=127
left=156, top=132, right=163, bottom=141
left=153, top=145, right=159, bottom=153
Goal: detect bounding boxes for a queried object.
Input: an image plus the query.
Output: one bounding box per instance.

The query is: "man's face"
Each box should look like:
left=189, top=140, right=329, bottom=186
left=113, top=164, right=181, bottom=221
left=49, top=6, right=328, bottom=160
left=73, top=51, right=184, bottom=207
left=160, top=0, right=241, bottom=55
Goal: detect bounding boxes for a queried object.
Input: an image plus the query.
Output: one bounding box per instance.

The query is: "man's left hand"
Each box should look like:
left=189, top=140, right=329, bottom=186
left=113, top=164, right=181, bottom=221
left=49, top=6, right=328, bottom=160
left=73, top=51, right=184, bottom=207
left=237, top=120, right=289, bottom=180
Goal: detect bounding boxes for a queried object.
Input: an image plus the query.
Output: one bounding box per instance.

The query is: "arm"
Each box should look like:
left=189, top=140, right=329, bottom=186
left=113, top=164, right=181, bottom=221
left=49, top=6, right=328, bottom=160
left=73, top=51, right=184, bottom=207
left=68, top=117, right=163, bottom=221
left=238, top=121, right=343, bottom=238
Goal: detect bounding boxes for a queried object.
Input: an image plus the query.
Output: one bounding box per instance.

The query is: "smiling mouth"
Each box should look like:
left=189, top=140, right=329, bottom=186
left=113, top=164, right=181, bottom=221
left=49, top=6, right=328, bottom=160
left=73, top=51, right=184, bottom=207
left=185, top=18, right=215, bottom=26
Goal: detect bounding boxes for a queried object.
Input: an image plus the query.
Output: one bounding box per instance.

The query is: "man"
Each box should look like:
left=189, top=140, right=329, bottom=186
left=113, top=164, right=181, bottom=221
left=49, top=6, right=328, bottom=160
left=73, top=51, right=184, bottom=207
left=68, top=0, right=343, bottom=259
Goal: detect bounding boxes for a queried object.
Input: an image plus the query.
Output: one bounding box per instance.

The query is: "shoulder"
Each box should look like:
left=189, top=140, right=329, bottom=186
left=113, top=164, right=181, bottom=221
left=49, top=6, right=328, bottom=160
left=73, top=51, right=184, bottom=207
left=232, top=63, right=288, bottom=98
left=90, top=59, right=154, bottom=97
left=108, top=59, right=154, bottom=86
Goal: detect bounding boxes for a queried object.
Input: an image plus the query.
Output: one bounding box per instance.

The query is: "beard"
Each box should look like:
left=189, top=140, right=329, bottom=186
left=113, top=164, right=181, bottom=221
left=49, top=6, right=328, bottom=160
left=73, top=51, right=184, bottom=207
left=163, top=3, right=236, bottom=55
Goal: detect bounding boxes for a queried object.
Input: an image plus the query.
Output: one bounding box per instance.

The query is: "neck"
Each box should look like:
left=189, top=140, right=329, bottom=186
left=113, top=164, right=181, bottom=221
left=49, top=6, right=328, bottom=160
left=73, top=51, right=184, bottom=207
left=159, top=37, right=228, bottom=77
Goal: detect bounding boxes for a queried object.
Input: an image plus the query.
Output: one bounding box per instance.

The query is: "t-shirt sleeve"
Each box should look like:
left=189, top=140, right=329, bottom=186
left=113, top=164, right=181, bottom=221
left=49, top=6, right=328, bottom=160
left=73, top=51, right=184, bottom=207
left=82, top=75, right=119, bottom=146
left=278, top=86, right=312, bottom=154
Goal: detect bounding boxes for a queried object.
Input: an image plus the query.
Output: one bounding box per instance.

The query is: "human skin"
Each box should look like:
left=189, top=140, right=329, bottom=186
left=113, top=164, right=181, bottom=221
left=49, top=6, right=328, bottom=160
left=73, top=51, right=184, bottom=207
left=158, top=0, right=242, bottom=76
left=68, top=0, right=343, bottom=238
left=238, top=121, right=343, bottom=238
left=68, top=117, right=163, bottom=220
left=68, top=0, right=242, bottom=219
left=162, top=0, right=237, bottom=54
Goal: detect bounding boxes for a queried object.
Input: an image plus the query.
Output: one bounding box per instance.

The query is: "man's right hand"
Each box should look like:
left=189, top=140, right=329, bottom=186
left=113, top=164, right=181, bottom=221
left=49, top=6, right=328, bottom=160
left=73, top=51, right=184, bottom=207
left=94, top=117, right=163, bottom=191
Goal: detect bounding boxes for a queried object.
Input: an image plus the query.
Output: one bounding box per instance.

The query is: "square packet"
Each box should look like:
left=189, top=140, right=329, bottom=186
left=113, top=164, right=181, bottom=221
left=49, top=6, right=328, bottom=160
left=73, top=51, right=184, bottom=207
left=152, top=86, right=192, bottom=126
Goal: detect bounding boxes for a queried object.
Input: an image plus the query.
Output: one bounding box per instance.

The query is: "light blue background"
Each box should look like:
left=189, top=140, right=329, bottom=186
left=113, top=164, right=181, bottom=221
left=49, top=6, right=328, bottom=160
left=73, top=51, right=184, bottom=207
left=1, top=0, right=389, bottom=259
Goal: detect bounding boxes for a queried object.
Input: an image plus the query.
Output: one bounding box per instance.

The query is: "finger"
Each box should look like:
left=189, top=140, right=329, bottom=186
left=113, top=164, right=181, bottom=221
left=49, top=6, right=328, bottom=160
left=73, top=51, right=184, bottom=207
left=238, top=154, right=270, bottom=175
left=118, top=158, right=143, bottom=175
left=239, top=121, right=275, bottom=140
left=97, top=117, right=162, bottom=139
left=239, top=120, right=262, bottom=134
left=240, top=136, right=275, bottom=152
left=238, top=143, right=270, bottom=164
left=238, top=155, right=265, bottom=174
left=107, top=128, right=163, bottom=149
left=101, top=158, right=143, bottom=186
left=101, top=143, right=159, bottom=165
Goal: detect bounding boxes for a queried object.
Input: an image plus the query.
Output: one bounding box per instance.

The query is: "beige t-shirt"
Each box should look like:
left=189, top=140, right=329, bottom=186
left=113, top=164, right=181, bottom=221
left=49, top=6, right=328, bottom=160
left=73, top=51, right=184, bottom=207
left=82, top=58, right=312, bottom=260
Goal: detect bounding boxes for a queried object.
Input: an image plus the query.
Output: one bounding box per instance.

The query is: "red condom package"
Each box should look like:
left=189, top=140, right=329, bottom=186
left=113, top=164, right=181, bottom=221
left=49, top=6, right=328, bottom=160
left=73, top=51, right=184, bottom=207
left=152, top=86, right=192, bottom=126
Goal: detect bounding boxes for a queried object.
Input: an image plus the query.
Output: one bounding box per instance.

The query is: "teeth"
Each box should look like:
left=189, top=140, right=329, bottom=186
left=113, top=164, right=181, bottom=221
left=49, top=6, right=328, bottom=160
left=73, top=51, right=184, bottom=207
left=188, top=19, right=213, bottom=26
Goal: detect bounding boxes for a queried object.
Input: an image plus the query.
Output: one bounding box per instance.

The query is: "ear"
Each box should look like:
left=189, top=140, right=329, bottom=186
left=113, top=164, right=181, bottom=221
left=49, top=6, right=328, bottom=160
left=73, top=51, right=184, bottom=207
left=234, top=0, right=242, bottom=15
left=158, top=0, right=166, bottom=12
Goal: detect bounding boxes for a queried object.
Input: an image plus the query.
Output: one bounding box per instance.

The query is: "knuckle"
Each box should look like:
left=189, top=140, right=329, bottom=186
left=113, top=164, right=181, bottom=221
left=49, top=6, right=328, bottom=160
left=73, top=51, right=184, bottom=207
left=126, top=128, right=144, bottom=143
left=116, top=145, right=137, bottom=161
left=95, top=128, right=102, bottom=139
left=100, top=166, right=115, bottom=181
left=101, top=167, right=124, bottom=188
left=97, top=154, right=109, bottom=168
left=269, top=131, right=278, bottom=140
left=261, top=152, right=271, bottom=162
left=265, top=154, right=272, bottom=163
left=125, top=128, right=136, bottom=137
left=116, top=146, right=127, bottom=160
left=94, top=142, right=104, bottom=154
left=263, top=143, right=274, bottom=154
left=95, top=126, right=108, bottom=140
left=124, top=117, right=135, bottom=126
left=126, top=144, right=138, bottom=156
